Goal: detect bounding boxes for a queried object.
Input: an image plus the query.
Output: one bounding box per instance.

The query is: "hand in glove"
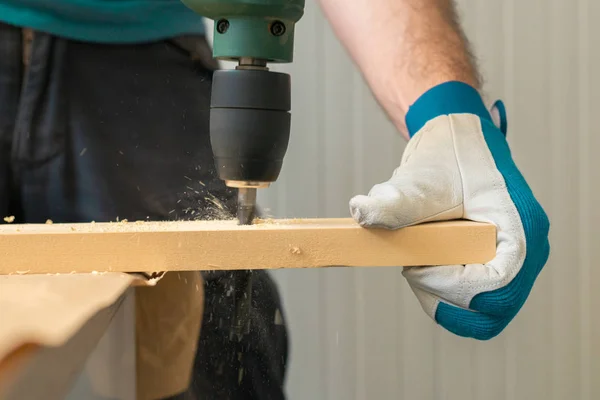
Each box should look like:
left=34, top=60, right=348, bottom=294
left=350, top=81, right=550, bottom=340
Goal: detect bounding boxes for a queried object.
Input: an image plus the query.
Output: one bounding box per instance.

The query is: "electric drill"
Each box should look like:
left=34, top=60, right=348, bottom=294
left=181, top=0, right=306, bottom=225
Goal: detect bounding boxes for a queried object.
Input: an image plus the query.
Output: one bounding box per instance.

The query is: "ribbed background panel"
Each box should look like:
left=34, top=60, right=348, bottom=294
left=207, top=1, right=600, bottom=398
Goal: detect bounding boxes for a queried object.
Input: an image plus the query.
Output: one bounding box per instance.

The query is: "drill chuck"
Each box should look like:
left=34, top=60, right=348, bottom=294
left=210, top=68, right=291, bottom=188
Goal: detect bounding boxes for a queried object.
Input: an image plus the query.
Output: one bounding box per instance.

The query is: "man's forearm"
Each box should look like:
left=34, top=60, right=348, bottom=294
left=318, top=0, right=481, bottom=138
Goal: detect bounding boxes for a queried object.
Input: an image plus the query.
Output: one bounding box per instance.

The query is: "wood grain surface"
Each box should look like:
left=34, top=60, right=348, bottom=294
left=0, top=218, right=497, bottom=274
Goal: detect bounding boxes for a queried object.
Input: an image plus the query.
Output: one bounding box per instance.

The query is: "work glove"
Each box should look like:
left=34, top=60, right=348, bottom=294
left=349, top=81, right=550, bottom=340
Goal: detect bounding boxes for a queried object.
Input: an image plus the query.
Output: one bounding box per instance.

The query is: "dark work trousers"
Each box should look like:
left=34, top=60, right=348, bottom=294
left=0, top=22, right=288, bottom=400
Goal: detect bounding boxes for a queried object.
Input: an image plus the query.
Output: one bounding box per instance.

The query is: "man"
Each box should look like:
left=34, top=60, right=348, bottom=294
left=0, top=6, right=287, bottom=400
left=0, top=0, right=550, bottom=399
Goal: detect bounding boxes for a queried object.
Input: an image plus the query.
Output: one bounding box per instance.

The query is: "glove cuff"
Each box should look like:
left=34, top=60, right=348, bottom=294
left=405, top=81, right=493, bottom=138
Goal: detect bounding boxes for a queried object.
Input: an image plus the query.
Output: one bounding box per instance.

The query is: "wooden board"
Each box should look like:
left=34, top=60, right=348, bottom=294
left=0, top=274, right=133, bottom=399
left=0, top=272, right=202, bottom=400
left=0, top=218, right=496, bottom=275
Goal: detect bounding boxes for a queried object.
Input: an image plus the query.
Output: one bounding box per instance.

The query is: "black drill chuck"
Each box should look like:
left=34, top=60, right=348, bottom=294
left=210, top=69, right=291, bottom=186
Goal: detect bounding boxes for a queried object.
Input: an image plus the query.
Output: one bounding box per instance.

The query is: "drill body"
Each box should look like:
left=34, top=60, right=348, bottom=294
left=179, top=0, right=305, bottom=339
left=181, top=0, right=305, bottom=224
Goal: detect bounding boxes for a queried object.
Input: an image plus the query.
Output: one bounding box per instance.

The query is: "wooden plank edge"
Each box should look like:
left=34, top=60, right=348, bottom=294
left=0, top=218, right=497, bottom=274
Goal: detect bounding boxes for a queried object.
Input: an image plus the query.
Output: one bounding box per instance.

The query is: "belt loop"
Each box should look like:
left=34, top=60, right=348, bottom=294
left=22, top=28, right=34, bottom=69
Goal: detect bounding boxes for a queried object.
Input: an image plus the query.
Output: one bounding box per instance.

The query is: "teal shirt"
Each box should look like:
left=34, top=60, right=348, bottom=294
left=0, top=0, right=205, bottom=43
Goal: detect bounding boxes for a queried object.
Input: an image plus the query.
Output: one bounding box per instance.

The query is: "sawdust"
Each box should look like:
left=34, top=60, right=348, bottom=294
left=3, top=216, right=15, bottom=223
left=252, top=218, right=303, bottom=226
left=205, top=195, right=225, bottom=211
left=252, top=218, right=277, bottom=225
left=144, top=276, right=162, bottom=286
left=45, top=219, right=53, bottom=224
left=175, top=177, right=237, bottom=221
left=260, top=208, right=275, bottom=219
left=290, top=246, right=302, bottom=255
left=14, top=270, right=30, bottom=275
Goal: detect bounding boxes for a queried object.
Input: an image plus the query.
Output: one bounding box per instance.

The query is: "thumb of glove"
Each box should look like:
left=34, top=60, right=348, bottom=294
left=349, top=129, right=464, bottom=230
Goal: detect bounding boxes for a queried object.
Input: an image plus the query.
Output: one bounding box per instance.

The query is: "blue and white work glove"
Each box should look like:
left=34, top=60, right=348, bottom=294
left=349, top=82, right=550, bottom=340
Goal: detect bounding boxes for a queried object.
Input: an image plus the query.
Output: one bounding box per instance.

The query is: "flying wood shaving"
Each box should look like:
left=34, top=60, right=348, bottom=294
left=3, top=216, right=15, bottom=223
left=205, top=195, right=225, bottom=211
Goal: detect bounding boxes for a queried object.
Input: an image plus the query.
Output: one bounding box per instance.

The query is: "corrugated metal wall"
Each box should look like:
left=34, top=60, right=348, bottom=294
left=243, top=0, right=600, bottom=398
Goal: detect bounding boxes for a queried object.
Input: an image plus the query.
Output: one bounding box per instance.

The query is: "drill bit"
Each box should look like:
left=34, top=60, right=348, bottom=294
left=237, top=188, right=256, bottom=225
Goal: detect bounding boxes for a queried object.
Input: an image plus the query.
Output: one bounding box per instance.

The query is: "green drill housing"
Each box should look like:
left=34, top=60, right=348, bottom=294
left=180, top=0, right=306, bottom=63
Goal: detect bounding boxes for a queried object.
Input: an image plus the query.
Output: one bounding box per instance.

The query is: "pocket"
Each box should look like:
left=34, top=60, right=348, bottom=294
left=13, top=33, right=68, bottom=165
left=167, top=35, right=220, bottom=72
